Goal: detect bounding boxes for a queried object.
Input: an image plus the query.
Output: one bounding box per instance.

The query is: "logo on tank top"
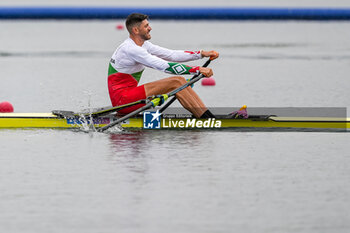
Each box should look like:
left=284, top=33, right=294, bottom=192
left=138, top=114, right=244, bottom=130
left=143, top=110, right=162, bottom=129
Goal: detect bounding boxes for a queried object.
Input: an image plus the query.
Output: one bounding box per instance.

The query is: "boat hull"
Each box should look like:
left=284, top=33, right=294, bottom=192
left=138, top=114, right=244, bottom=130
left=0, top=113, right=349, bottom=131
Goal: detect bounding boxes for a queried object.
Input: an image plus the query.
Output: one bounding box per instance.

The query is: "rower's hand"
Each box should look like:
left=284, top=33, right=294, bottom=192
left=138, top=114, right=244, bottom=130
left=199, top=67, right=213, bottom=77
left=201, top=50, right=219, bottom=60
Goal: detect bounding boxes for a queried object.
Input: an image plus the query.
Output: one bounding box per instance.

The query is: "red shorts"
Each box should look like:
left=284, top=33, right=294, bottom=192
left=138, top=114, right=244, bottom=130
left=108, top=73, right=146, bottom=115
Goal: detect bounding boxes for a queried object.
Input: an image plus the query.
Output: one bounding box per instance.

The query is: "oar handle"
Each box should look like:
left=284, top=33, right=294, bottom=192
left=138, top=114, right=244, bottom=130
left=189, top=59, right=211, bottom=81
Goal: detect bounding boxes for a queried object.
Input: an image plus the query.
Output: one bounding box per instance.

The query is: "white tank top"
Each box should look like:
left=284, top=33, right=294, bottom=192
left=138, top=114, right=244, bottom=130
left=109, top=38, right=202, bottom=75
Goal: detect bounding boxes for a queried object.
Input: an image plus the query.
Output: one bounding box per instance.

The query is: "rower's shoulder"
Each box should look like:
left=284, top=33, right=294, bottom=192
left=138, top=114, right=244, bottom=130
left=143, top=40, right=153, bottom=46
left=118, top=38, right=133, bottom=48
left=143, top=41, right=159, bottom=50
left=115, top=39, right=139, bottom=53
left=113, top=38, right=150, bottom=59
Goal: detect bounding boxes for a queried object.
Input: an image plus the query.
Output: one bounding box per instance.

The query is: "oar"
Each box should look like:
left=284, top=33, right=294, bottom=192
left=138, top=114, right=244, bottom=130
left=98, top=73, right=206, bottom=132
left=159, top=59, right=211, bottom=113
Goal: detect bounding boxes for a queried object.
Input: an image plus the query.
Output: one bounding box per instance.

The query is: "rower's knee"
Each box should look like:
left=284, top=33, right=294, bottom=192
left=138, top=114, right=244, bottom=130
left=171, top=76, right=187, bottom=87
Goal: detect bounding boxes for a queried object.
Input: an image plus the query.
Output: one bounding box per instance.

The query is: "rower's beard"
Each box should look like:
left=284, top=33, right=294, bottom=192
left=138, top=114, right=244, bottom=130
left=141, top=33, right=151, bottom=41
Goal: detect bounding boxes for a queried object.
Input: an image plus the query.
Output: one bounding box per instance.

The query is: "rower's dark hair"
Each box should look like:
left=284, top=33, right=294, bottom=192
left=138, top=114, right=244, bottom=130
left=125, top=13, right=149, bottom=34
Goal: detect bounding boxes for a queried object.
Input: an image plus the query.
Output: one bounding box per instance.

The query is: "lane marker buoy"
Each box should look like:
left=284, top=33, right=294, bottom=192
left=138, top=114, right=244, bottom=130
left=201, top=77, right=216, bottom=86
left=0, top=101, right=14, bottom=113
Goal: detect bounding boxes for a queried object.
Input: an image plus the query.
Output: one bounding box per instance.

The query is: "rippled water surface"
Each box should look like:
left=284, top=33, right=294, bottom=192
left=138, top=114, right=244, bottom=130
left=1, top=18, right=350, bottom=233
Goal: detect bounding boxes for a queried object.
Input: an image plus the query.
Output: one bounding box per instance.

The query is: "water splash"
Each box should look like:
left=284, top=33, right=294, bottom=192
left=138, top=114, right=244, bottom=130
left=103, top=124, right=124, bottom=134
left=64, top=90, right=124, bottom=133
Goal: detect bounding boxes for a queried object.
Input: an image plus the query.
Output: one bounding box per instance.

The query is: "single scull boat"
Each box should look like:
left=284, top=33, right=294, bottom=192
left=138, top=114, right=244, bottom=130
left=0, top=110, right=348, bottom=131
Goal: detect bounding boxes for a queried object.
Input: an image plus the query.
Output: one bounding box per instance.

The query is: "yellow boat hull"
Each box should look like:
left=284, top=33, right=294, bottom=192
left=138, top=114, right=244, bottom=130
left=0, top=113, right=349, bottom=131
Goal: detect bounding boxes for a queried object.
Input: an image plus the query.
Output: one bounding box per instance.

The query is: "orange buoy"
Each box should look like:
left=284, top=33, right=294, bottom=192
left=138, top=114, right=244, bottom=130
left=0, top=101, right=14, bottom=113
left=201, top=77, right=216, bottom=86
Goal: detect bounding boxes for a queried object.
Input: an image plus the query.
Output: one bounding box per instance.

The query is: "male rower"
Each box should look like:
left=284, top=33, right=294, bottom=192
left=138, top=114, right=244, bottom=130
left=108, top=13, right=219, bottom=118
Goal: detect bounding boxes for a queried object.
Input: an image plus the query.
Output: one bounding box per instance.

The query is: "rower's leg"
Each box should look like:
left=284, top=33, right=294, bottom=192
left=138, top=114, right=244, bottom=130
left=144, top=76, right=207, bottom=118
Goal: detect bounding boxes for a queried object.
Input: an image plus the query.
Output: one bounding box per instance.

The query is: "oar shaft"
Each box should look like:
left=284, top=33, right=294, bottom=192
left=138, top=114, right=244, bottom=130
left=97, top=101, right=153, bottom=132
left=168, top=74, right=204, bottom=96
left=87, top=99, right=146, bottom=118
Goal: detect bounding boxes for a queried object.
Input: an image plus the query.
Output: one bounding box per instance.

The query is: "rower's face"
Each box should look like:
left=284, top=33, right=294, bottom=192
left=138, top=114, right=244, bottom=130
left=138, top=19, right=152, bottom=40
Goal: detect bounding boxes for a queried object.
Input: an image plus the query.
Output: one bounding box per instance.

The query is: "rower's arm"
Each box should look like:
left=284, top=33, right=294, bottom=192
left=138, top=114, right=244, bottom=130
left=130, top=46, right=200, bottom=75
left=165, top=63, right=199, bottom=75
left=145, top=41, right=202, bottom=62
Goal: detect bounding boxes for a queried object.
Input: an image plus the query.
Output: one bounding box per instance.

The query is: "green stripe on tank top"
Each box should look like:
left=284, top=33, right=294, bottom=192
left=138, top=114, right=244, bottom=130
left=108, top=63, right=118, bottom=76
left=108, top=63, right=144, bottom=83
left=131, top=70, right=144, bottom=83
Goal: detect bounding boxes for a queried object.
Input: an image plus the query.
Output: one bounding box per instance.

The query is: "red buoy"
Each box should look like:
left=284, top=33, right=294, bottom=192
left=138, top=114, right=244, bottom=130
left=116, top=24, right=124, bottom=30
left=0, top=101, right=14, bottom=113
left=201, top=77, right=216, bottom=86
